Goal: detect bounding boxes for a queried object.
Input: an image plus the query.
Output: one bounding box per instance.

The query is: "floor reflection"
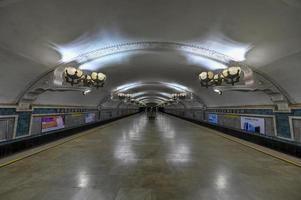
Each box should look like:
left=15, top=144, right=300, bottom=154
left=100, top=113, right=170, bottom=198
left=2, top=113, right=300, bottom=200
left=77, top=170, right=89, bottom=188
left=156, top=114, right=192, bottom=163
left=113, top=115, right=147, bottom=163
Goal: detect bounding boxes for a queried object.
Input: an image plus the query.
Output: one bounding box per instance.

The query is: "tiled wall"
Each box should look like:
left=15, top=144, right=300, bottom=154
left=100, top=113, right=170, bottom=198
left=0, top=108, right=32, bottom=138
left=165, top=107, right=301, bottom=144
left=291, top=117, right=301, bottom=143
left=16, top=112, right=32, bottom=137
left=0, top=106, right=138, bottom=143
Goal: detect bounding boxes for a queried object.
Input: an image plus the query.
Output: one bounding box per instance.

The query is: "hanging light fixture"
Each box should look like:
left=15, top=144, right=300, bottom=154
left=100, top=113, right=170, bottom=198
left=91, top=72, right=106, bottom=88
left=178, top=93, right=187, bottom=100
left=82, top=74, right=93, bottom=87
left=171, top=93, right=187, bottom=100
left=212, top=74, right=223, bottom=86
left=117, top=93, right=126, bottom=100
left=64, top=66, right=106, bottom=88
left=118, top=93, right=131, bottom=101
left=199, top=71, right=214, bottom=88
left=222, top=66, right=241, bottom=85
left=65, top=67, right=84, bottom=85
left=199, top=66, right=242, bottom=88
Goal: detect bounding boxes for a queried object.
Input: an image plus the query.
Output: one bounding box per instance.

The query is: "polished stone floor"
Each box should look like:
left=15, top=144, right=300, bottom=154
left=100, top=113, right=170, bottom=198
left=0, top=114, right=301, bottom=200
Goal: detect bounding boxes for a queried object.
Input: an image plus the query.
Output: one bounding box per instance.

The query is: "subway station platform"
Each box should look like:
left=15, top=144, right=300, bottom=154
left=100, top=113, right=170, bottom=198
left=1, top=1, right=301, bottom=199
left=1, top=113, right=301, bottom=200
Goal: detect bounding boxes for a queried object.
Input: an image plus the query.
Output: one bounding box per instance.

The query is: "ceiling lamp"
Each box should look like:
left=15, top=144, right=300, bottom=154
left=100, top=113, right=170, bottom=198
left=117, top=93, right=126, bottom=100
left=82, top=74, right=93, bottom=87
left=199, top=66, right=241, bottom=88
left=199, top=71, right=214, bottom=88
left=212, top=74, right=223, bottom=86
left=222, top=66, right=241, bottom=85
left=91, top=72, right=106, bottom=88
left=64, top=66, right=106, bottom=88
left=172, top=93, right=187, bottom=100
left=65, top=67, right=83, bottom=85
left=118, top=93, right=131, bottom=100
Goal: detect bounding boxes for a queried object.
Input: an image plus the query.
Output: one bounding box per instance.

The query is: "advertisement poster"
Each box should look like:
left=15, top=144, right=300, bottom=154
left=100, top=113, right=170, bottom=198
left=224, top=114, right=239, bottom=119
left=208, top=113, right=218, bottom=124
left=41, top=116, right=65, bottom=133
left=241, top=116, right=265, bottom=134
left=71, top=113, right=82, bottom=117
left=85, top=113, right=96, bottom=124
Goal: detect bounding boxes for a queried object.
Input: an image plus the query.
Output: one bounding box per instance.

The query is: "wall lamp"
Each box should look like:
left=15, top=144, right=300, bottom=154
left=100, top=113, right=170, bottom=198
left=83, top=89, right=92, bottom=96
left=65, top=66, right=106, bottom=88
left=199, top=66, right=241, bottom=88
left=214, top=89, right=223, bottom=95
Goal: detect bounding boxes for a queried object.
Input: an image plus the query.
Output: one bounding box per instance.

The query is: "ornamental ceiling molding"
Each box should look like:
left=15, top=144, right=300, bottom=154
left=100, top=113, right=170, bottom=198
left=14, top=42, right=244, bottom=110
left=72, top=41, right=233, bottom=64
left=213, top=66, right=292, bottom=111
left=112, top=81, right=192, bottom=93
left=53, top=41, right=238, bottom=87
left=16, top=41, right=290, bottom=111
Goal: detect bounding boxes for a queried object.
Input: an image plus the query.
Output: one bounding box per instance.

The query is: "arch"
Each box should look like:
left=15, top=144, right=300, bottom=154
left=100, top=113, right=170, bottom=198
left=71, top=41, right=235, bottom=65
left=16, top=41, right=291, bottom=111
left=19, top=40, right=234, bottom=109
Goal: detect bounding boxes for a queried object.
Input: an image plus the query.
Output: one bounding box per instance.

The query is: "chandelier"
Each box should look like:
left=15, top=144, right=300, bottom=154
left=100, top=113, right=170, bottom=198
left=117, top=93, right=142, bottom=105
left=117, top=93, right=131, bottom=101
left=64, top=67, right=106, bottom=88
left=199, top=66, right=241, bottom=88
left=171, top=93, right=187, bottom=100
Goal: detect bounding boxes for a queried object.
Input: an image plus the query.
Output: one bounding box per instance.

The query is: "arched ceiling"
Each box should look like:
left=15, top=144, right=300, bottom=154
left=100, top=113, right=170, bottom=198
left=0, top=0, right=301, bottom=108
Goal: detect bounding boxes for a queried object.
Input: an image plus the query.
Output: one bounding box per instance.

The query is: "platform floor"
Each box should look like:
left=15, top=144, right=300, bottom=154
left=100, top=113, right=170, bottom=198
left=0, top=114, right=301, bottom=200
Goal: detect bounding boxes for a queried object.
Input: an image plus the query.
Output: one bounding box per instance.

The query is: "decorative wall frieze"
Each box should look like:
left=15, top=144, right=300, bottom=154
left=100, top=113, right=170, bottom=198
left=17, top=70, right=89, bottom=110
left=213, top=65, right=291, bottom=112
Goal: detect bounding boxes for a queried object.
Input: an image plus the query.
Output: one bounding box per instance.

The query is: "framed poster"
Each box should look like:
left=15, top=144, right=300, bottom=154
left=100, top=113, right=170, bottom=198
left=224, top=114, right=239, bottom=119
left=241, top=116, right=265, bottom=134
left=208, top=113, right=218, bottom=124
left=85, top=113, right=96, bottom=123
left=41, top=116, right=65, bottom=133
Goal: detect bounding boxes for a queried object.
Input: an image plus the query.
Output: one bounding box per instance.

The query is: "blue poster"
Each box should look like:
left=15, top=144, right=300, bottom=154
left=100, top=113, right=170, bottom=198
left=85, top=113, right=96, bottom=123
left=241, top=116, right=265, bottom=134
left=208, top=113, right=218, bottom=124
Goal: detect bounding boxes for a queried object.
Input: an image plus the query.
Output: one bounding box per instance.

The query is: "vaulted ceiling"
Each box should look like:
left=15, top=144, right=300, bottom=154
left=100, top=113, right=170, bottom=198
left=0, top=0, right=300, bottom=108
